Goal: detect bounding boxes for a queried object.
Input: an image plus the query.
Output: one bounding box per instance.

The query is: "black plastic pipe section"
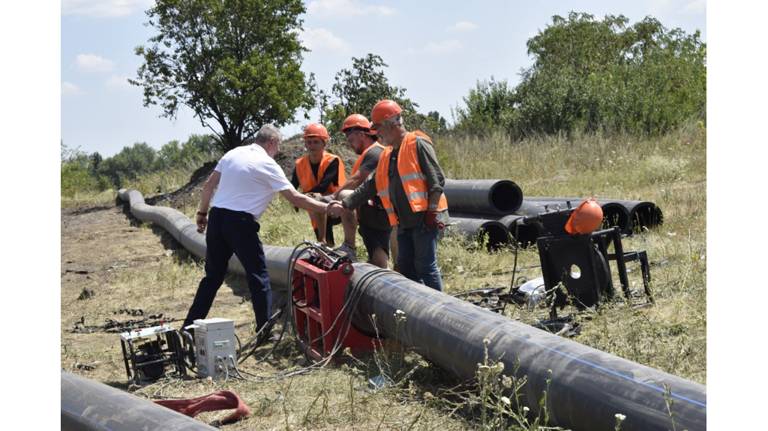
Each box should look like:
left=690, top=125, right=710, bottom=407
left=518, top=198, right=633, bottom=233
left=603, top=199, right=664, bottom=233
left=447, top=216, right=510, bottom=250
left=444, top=179, right=523, bottom=215
left=349, top=263, right=706, bottom=431
left=62, top=372, right=218, bottom=431
left=117, top=190, right=705, bottom=430
left=450, top=212, right=541, bottom=248
left=116, top=189, right=295, bottom=290
left=497, top=214, right=543, bottom=247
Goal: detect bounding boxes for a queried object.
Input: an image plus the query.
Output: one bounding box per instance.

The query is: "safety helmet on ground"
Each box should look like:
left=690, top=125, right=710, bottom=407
left=303, top=123, right=330, bottom=142
left=341, top=114, right=373, bottom=132
left=564, top=198, right=604, bottom=235
left=371, top=99, right=402, bottom=125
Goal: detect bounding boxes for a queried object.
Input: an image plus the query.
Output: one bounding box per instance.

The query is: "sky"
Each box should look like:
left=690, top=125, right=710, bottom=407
left=61, top=0, right=706, bottom=157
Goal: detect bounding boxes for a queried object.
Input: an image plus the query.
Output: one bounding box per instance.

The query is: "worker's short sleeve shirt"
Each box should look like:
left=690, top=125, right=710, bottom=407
left=211, top=144, right=294, bottom=219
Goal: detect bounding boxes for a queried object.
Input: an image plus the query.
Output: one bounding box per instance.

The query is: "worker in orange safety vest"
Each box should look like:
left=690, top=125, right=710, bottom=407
left=291, top=123, right=347, bottom=246
left=328, top=100, right=449, bottom=291
left=330, top=113, right=392, bottom=268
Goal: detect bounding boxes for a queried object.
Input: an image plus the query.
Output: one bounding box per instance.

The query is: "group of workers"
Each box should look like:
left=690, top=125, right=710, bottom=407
left=181, top=100, right=450, bottom=337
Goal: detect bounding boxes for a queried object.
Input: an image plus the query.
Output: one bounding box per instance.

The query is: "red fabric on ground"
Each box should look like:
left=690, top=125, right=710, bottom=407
left=154, top=390, right=251, bottom=424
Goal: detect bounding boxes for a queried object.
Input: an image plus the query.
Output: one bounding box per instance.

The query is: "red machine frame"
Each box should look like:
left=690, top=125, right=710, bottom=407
left=291, top=258, right=376, bottom=361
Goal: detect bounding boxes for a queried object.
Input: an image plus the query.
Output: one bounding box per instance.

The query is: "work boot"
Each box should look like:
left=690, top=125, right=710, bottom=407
left=334, top=242, right=357, bottom=262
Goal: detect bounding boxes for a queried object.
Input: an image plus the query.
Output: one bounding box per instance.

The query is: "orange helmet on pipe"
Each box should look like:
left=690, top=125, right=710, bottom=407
left=564, top=198, right=604, bottom=235
left=341, top=114, right=373, bottom=132
left=303, top=123, right=330, bottom=142
left=371, top=99, right=402, bottom=125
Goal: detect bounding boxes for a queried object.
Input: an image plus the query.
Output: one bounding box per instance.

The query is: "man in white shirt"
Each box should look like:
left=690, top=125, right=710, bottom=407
left=182, top=124, right=331, bottom=335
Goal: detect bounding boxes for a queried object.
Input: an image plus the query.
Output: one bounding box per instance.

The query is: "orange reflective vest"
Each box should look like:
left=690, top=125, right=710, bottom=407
left=295, top=152, right=346, bottom=194
left=351, top=142, right=385, bottom=175
left=375, top=131, right=448, bottom=226
left=295, top=151, right=347, bottom=229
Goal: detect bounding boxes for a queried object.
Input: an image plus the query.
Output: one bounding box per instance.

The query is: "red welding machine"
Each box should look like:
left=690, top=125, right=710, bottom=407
left=291, top=244, right=377, bottom=361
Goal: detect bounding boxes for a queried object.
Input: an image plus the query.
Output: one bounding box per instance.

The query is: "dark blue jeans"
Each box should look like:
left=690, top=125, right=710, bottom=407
left=396, top=223, right=443, bottom=291
left=183, top=207, right=272, bottom=330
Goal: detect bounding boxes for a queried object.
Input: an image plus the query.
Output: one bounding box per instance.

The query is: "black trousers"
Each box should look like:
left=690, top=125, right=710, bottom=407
left=183, top=207, right=272, bottom=330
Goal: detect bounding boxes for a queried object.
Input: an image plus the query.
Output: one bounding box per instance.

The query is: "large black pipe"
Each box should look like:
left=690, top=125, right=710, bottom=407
left=603, top=199, right=664, bottom=232
left=349, top=263, right=705, bottom=431
left=116, top=190, right=705, bottom=431
left=117, top=189, right=294, bottom=291
left=444, top=179, right=523, bottom=215
left=518, top=198, right=633, bottom=233
left=447, top=216, right=510, bottom=250
left=62, top=372, right=218, bottom=430
left=497, top=214, right=543, bottom=247
left=451, top=212, right=541, bottom=248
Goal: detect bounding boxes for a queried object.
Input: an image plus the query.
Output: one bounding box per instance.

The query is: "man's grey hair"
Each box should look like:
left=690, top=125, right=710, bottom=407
left=384, top=114, right=403, bottom=127
left=252, top=124, right=282, bottom=145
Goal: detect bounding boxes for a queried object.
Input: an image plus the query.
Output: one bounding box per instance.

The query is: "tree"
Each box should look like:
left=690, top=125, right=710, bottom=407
left=453, top=78, right=518, bottom=135
left=321, top=54, right=418, bottom=134
left=131, top=0, right=313, bottom=151
left=513, top=12, right=706, bottom=136
left=97, top=143, right=158, bottom=187
left=61, top=144, right=105, bottom=196
left=451, top=13, right=705, bottom=138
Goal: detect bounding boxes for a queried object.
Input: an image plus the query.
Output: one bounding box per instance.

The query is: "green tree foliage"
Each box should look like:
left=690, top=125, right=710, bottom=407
left=315, top=54, right=450, bottom=137
left=61, top=134, right=224, bottom=195
left=319, top=54, right=417, bottom=134
left=454, top=13, right=706, bottom=137
left=61, top=144, right=107, bottom=197
left=131, top=0, right=313, bottom=151
left=97, top=143, right=158, bottom=187
left=453, top=78, right=517, bottom=135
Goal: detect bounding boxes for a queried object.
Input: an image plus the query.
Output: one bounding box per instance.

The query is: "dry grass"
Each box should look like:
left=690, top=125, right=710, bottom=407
left=61, top=121, right=705, bottom=429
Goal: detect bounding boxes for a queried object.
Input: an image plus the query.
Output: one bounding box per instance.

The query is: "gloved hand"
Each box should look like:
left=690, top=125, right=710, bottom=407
left=424, top=210, right=445, bottom=230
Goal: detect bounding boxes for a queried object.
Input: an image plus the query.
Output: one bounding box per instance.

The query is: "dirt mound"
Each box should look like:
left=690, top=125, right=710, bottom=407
left=274, top=135, right=358, bottom=177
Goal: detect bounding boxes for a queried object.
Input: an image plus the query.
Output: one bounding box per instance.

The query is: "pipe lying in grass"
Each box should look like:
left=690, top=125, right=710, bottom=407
left=62, top=372, right=218, bottom=431
left=446, top=216, right=510, bottom=250
left=116, top=189, right=705, bottom=431
left=518, top=198, right=633, bottom=233
left=451, top=212, right=540, bottom=248
left=604, top=199, right=664, bottom=233
left=117, top=189, right=295, bottom=290
left=444, top=179, right=523, bottom=215
left=349, top=263, right=706, bottom=431
left=497, top=214, right=543, bottom=247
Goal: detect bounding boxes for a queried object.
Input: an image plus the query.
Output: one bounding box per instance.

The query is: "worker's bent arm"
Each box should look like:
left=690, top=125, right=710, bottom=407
left=280, top=188, right=328, bottom=214
left=198, top=171, right=221, bottom=213
left=341, top=173, right=377, bottom=210
left=333, top=169, right=369, bottom=198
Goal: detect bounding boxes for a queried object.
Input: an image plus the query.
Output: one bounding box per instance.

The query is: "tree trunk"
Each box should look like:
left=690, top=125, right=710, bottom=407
left=221, top=130, right=242, bottom=152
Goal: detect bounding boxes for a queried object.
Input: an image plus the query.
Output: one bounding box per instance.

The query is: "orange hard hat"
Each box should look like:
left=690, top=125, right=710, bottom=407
left=371, top=99, right=402, bottom=124
left=341, top=114, right=372, bottom=132
left=564, top=198, right=604, bottom=235
left=303, top=123, right=329, bottom=142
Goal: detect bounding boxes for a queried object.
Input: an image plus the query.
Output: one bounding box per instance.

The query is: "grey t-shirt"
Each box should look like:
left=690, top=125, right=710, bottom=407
left=355, top=145, right=390, bottom=230
left=358, top=145, right=383, bottom=174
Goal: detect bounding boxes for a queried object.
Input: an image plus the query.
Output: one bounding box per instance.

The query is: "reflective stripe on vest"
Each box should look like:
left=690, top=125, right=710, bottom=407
left=351, top=142, right=385, bottom=175
left=375, top=131, right=448, bottom=226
